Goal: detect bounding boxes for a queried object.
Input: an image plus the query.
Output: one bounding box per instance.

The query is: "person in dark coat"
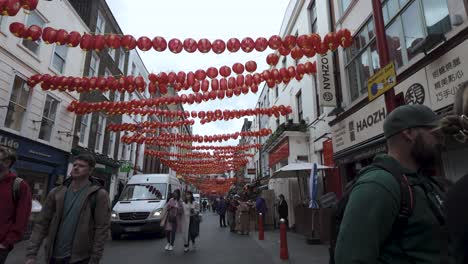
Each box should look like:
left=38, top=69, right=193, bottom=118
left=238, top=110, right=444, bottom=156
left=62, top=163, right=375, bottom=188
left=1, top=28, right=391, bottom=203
left=217, top=197, right=227, bottom=227
left=278, top=194, right=288, bottom=227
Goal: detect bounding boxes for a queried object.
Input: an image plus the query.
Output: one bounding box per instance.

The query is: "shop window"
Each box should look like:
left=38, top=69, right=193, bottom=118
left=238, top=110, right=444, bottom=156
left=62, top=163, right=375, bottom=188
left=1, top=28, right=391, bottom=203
left=4, top=76, right=31, bottom=131
left=88, top=52, right=100, bottom=77
left=96, top=11, right=106, bottom=34
left=108, top=131, right=116, bottom=158
left=95, top=114, right=106, bottom=153
left=39, top=95, right=59, bottom=141
left=346, top=18, right=379, bottom=102
left=51, top=45, right=68, bottom=74
left=383, top=0, right=451, bottom=69
left=22, top=11, right=46, bottom=55
left=78, top=114, right=91, bottom=147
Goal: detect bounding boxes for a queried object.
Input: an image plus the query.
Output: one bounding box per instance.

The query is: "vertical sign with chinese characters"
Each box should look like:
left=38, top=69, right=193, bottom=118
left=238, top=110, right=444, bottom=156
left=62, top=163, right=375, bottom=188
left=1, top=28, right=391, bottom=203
left=426, top=39, right=468, bottom=111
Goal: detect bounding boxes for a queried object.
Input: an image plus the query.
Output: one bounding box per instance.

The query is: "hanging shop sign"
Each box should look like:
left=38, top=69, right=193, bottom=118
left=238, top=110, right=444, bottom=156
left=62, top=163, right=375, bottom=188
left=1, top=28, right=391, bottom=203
left=317, top=52, right=337, bottom=107
left=367, top=62, right=397, bottom=102
left=426, top=39, right=468, bottom=111
left=331, top=96, right=386, bottom=153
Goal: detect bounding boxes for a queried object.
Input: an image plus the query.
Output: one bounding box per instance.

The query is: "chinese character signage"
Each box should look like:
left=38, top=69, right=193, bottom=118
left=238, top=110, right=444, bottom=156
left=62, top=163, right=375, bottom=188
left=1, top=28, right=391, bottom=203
left=426, top=39, right=467, bottom=111
left=367, top=62, right=397, bottom=102
left=317, top=53, right=337, bottom=107
left=394, top=68, right=431, bottom=107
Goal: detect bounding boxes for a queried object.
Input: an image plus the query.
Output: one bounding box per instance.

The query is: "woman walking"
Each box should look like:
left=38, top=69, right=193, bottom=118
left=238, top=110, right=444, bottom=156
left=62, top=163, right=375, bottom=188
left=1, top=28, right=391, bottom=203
left=182, top=191, right=200, bottom=252
left=238, top=197, right=251, bottom=235
left=163, top=189, right=183, bottom=251
left=278, top=194, right=289, bottom=227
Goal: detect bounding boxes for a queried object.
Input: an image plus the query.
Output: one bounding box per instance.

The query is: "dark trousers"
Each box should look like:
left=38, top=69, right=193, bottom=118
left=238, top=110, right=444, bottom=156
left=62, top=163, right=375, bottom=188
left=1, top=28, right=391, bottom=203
left=0, top=248, right=9, bottom=264
left=184, top=233, right=196, bottom=247
left=49, top=257, right=89, bottom=264
left=219, top=214, right=226, bottom=227
left=166, top=221, right=177, bottom=246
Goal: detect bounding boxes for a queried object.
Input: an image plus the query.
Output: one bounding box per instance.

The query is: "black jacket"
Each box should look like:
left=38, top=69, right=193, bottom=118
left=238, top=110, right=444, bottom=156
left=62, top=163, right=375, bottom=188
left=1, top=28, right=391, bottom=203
left=278, top=200, right=288, bottom=219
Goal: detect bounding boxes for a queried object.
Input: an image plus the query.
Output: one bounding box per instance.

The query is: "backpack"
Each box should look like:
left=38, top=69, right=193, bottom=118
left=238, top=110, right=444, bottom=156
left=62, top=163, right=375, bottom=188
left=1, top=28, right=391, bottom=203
left=329, top=161, right=414, bottom=263
left=12, top=177, right=23, bottom=205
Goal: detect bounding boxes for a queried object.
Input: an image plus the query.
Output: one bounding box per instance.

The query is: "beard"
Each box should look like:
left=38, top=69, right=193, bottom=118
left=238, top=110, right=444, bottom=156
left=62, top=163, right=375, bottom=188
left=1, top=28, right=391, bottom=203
left=410, top=134, right=442, bottom=169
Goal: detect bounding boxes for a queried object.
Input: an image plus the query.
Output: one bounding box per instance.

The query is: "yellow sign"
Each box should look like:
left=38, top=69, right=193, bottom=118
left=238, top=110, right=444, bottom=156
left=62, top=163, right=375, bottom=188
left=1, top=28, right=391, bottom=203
left=367, top=62, right=397, bottom=101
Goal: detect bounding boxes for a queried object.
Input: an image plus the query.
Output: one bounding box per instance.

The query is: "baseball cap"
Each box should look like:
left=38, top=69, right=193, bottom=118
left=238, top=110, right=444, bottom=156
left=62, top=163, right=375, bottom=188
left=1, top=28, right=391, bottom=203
left=383, top=104, right=440, bottom=139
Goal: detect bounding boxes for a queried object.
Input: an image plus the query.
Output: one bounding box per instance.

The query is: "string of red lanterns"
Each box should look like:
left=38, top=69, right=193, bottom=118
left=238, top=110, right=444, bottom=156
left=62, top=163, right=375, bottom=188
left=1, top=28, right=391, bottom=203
left=0, top=0, right=38, bottom=17
left=7, top=21, right=352, bottom=55
left=106, top=119, right=194, bottom=132
left=145, top=149, right=254, bottom=160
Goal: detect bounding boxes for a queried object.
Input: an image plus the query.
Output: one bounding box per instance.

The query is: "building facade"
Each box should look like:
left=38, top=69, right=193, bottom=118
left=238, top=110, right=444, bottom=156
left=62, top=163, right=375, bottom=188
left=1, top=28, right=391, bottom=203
left=0, top=0, right=88, bottom=202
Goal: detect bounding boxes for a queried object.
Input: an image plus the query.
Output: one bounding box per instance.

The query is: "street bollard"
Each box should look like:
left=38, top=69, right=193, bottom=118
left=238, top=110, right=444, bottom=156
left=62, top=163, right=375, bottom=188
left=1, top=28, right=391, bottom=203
left=258, top=213, right=264, bottom=240
left=280, top=218, right=289, bottom=260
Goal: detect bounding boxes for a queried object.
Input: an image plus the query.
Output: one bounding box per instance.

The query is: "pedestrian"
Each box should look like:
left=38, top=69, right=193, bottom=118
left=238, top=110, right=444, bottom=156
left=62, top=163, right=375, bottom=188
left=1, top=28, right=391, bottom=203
left=182, top=191, right=200, bottom=252
left=237, top=197, right=251, bottom=235
left=25, top=153, right=110, bottom=264
left=218, top=196, right=227, bottom=228
left=255, top=196, right=267, bottom=227
left=438, top=80, right=468, bottom=264
left=202, top=199, right=208, bottom=212
left=0, top=147, right=32, bottom=264
left=277, top=194, right=288, bottom=227
left=334, top=104, right=447, bottom=264
left=163, top=189, right=183, bottom=251
left=213, top=199, right=219, bottom=214
left=228, top=196, right=239, bottom=233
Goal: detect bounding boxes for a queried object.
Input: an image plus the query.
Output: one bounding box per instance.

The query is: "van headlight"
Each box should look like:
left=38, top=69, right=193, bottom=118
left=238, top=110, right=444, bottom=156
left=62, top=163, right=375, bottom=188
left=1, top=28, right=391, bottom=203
left=151, top=208, right=163, bottom=218
left=111, top=211, right=119, bottom=220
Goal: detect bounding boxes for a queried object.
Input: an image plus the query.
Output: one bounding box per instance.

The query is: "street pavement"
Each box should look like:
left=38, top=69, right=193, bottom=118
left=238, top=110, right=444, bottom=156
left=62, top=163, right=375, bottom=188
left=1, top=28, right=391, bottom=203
left=7, top=212, right=329, bottom=264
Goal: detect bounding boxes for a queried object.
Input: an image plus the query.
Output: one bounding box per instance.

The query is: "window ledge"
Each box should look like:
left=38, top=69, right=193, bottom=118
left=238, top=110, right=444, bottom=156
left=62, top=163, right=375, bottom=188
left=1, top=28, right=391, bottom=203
left=16, top=43, right=41, bottom=63
left=78, top=141, right=88, bottom=148
left=48, top=66, right=62, bottom=76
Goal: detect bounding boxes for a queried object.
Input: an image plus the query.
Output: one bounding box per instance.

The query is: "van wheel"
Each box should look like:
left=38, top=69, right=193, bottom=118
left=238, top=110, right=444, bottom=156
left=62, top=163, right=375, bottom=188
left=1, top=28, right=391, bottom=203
left=111, top=232, right=121, bottom=240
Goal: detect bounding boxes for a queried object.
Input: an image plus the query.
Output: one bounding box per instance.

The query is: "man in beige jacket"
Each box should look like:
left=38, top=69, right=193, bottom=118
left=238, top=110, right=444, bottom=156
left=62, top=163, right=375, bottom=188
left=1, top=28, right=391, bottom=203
left=25, top=154, right=110, bottom=264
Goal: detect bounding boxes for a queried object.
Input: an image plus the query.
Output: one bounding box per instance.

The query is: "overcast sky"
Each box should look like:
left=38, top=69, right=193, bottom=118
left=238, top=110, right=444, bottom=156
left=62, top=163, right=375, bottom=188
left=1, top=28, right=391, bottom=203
left=106, top=0, right=290, bottom=146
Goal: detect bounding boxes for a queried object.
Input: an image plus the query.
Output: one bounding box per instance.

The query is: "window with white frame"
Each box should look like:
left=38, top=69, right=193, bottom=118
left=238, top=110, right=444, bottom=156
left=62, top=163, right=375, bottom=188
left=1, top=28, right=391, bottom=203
left=95, top=114, right=106, bottom=153
left=309, top=1, right=317, bottom=33
left=96, top=11, right=106, bottom=34
left=39, top=95, right=59, bottom=141
left=296, top=91, right=303, bottom=122
left=340, top=0, right=352, bottom=14
left=108, top=48, right=116, bottom=61
left=114, top=90, right=120, bottom=102
left=22, top=11, right=46, bottom=54
left=118, top=48, right=126, bottom=72
left=4, top=76, right=31, bottom=131
left=103, top=68, right=111, bottom=99
left=88, top=52, right=100, bottom=77
left=131, top=63, right=137, bottom=76
left=108, top=131, right=116, bottom=157
left=78, top=114, right=91, bottom=146
left=346, top=18, right=380, bottom=102
left=52, top=45, right=68, bottom=73
left=383, top=0, right=451, bottom=69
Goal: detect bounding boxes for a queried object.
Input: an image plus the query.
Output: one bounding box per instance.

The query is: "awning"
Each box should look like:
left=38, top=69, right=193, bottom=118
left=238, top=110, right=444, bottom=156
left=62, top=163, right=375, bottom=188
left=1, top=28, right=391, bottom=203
left=271, top=162, right=335, bottom=179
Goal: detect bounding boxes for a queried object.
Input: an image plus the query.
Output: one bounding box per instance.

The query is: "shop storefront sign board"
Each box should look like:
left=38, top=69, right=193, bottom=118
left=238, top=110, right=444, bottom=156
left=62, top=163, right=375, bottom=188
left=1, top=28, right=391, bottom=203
left=268, top=138, right=289, bottom=168
left=367, top=62, right=397, bottom=102
left=394, top=68, right=432, bottom=107
left=331, top=96, right=387, bottom=153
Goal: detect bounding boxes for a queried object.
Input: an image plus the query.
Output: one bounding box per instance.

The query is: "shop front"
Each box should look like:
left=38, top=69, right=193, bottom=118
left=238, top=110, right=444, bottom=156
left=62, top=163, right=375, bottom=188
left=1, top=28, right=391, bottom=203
left=0, top=130, right=69, bottom=203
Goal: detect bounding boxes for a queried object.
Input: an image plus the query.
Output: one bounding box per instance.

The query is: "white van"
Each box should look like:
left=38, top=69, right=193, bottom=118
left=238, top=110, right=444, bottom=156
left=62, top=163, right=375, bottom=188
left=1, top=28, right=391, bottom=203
left=110, top=174, right=182, bottom=240
left=193, top=193, right=201, bottom=204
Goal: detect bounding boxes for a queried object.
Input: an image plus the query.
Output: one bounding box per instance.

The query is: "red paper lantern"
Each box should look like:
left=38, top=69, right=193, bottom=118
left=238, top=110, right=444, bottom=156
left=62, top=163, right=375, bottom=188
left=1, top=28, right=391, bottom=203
left=9, top=22, right=25, bottom=37
left=152, top=36, right=167, bottom=52
left=241, top=37, right=255, bottom=53
left=245, top=74, right=253, bottom=86
left=226, top=89, right=233, bottom=98
left=20, top=0, right=38, bottom=11
left=316, top=42, right=329, bottom=55
left=192, top=81, right=200, bottom=93
left=302, top=48, right=316, bottom=58
left=67, top=31, right=82, bottom=47
left=80, top=33, right=94, bottom=51
left=3, top=0, right=20, bottom=16
left=287, top=66, right=296, bottom=78
left=25, top=25, right=41, bottom=42
left=241, top=85, right=249, bottom=94
left=134, top=76, right=146, bottom=92
left=217, top=90, right=225, bottom=100
left=195, top=69, right=206, bottom=81
left=186, top=71, right=195, bottom=86
left=228, top=77, right=236, bottom=89
left=197, top=38, right=211, bottom=53
left=121, top=35, right=137, bottom=50
left=268, top=35, right=282, bottom=50
left=212, top=39, right=226, bottom=54
left=211, top=79, right=219, bottom=90
left=254, top=37, right=268, bottom=52
left=236, top=75, right=244, bottom=87
left=291, top=47, right=304, bottom=60
left=323, top=32, right=339, bottom=51
left=201, top=80, right=210, bottom=92
left=282, top=35, right=297, bottom=50
left=206, top=67, right=218, bottom=79
left=245, top=61, right=257, bottom=73
left=168, top=38, right=183, bottom=53
left=137, top=36, right=152, bottom=51
left=253, top=73, right=262, bottom=85
left=337, top=29, right=352, bottom=48
left=159, top=84, right=168, bottom=94
left=227, top=38, right=241, bottom=53
left=94, top=35, right=107, bottom=52
left=167, top=72, right=176, bottom=84
left=55, top=29, right=68, bottom=45
left=176, top=71, right=186, bottom=83
left=195, top=93, right=203, bottom=103
left=220, top=78, right=228, bottom=90
left=296, top=34, right=310, bottom=49
left=296, top=63, right=306, bottom=75
left=183, top=38, right=197, bottom=53
left=266, top=53, right=279, bottom=66
left=251, top=84, right=259, bottom=93
left=232, top=63, right=244, bottom=75
left=309, top=33, right=322, bottom=49
left=148, top=82, right=157, bottom=94
left=278, top=46, right=290, bottom=56
left=42, top=27, right=57, bottom=44
left=219, top=66, right=231, bottom=77
left=209, top=90, right=217, bottom=100
left=233, top=87, right=242, bottom=96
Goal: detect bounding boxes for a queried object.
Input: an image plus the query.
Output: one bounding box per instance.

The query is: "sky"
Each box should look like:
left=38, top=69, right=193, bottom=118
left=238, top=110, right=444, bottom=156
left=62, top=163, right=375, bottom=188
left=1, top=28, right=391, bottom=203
left=106, top=0, right=291, bottom=146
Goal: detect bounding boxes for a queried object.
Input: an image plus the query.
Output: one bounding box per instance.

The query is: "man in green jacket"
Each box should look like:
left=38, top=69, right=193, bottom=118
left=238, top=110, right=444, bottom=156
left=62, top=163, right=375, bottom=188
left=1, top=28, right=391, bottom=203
left=25, top=154, right=110, bottom=264
left=335, top=104, right=446, bottom=264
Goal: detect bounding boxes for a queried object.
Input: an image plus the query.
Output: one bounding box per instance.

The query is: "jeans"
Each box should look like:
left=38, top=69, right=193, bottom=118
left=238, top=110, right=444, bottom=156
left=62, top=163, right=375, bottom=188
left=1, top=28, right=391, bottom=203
left=219, top=214, right=226, bottom=227
left=0, top=248, right=9, bottom=264
left=166, top=221, right=177, bottom=246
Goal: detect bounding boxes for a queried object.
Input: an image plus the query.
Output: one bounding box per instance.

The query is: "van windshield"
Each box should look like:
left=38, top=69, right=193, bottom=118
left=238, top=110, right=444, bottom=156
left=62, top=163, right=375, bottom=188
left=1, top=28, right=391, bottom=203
left=119, top=183, right=167, bottom=201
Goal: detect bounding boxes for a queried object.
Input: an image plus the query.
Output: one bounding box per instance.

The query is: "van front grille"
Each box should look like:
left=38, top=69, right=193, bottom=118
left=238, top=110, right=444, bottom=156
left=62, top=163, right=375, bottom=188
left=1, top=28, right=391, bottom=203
left=119, top=212, right=150, bottom=221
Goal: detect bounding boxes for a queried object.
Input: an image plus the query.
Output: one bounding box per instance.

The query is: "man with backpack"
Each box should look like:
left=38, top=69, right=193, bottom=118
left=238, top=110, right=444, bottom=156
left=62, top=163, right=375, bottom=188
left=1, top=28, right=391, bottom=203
left=25, top=154, right=111, bottom=264
left=0, top=146, right=32, bottom=264
left=334, top=104, right=448, bottom=264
